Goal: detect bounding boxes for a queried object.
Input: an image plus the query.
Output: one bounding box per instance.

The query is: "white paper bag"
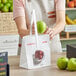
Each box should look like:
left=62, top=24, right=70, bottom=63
left=20, top=10, right=51, bottom=69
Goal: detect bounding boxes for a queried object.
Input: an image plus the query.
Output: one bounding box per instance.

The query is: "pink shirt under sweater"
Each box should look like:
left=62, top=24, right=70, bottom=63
left=13, top=0, right=65, bottom=19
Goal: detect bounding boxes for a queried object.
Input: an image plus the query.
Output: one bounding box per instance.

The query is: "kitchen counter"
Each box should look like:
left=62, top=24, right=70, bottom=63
left=8, top=52, right=76, bottom=76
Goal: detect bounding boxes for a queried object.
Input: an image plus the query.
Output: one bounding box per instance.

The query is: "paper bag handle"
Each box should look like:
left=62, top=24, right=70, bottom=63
left=25, top=1, right=39, bottom=49
left=30, top=10, right=39, bottom=49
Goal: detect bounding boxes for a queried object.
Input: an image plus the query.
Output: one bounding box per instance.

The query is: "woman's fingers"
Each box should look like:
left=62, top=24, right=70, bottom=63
left=47, top=30, right=54, bottom=40
left=46, top=28, right=52, bottom=34
left=50, top=34, right=54, bottom=40
left=44, top=27, right=55, bottom=40
left=49, top=29, right=55, bottom=40
left=44, top=26, right=49, bottom=34
left=49, top=32, right=54, bottom=40
left=49, top=30, right=53, bottom=35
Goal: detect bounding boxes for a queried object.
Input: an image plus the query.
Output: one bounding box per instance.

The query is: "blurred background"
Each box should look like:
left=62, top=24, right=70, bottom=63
left=61, top=0, right=76, bottom=51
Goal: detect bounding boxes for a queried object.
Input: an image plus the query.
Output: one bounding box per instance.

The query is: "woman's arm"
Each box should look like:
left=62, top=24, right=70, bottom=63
left=54, top=10, right=65, bottom=35
left=14, top=16, right=30, bottom=38
left=13, top=0, right=30, bottom=38
left=46, top=0, right=65, bottom=39
left=54, top=0, right=65, bottom=34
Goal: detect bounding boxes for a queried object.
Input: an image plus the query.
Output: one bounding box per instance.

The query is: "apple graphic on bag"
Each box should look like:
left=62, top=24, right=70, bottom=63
left=35, top=50, right=44, bottom=60
left=33, top=50, right=44, bottom=65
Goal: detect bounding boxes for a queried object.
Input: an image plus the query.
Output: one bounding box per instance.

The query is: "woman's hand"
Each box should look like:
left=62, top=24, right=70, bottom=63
left=18, top=28, right=30, bottom=38
left=18, top=24, right=35, bottom=38
left=44, top=27, right=55, bottom=40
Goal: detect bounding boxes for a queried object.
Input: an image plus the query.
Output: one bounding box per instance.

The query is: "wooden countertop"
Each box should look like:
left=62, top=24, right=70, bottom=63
left=8, top=52, right=76, bottom=76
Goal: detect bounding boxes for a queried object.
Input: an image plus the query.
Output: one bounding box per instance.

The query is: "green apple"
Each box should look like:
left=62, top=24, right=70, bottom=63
left=68, top=58, right=76, bottom=71
left=8, top=0, right=13, bottom=3
left=37, top=21, right=46, bottom=34
left=1, top=5, right=9, bottom=12
left=1, top=0, right=8, bottom=3
left=0, top=0, right=1, bottom=3
left=9, top=5, right=13, bottom=12
left=0, top=3, right=3, bottom=10
left=57, top=57, right=68, bottom=70
left=5, top=2, right=11, bottom=8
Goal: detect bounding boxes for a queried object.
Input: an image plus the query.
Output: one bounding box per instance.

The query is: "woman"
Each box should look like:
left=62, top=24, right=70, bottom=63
left=13, top=0, right=65, bottom=52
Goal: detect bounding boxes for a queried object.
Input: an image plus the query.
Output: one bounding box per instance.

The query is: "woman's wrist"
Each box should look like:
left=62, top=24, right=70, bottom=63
left=18, top=25, right=27, bottom=32
left=53, top=25, right=64, bottom=35
left=18, top=27, right=30, bottom=38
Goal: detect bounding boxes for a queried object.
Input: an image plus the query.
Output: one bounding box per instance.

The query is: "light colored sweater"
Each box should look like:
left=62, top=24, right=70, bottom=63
left=13, top=0, right=65, bottom=19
